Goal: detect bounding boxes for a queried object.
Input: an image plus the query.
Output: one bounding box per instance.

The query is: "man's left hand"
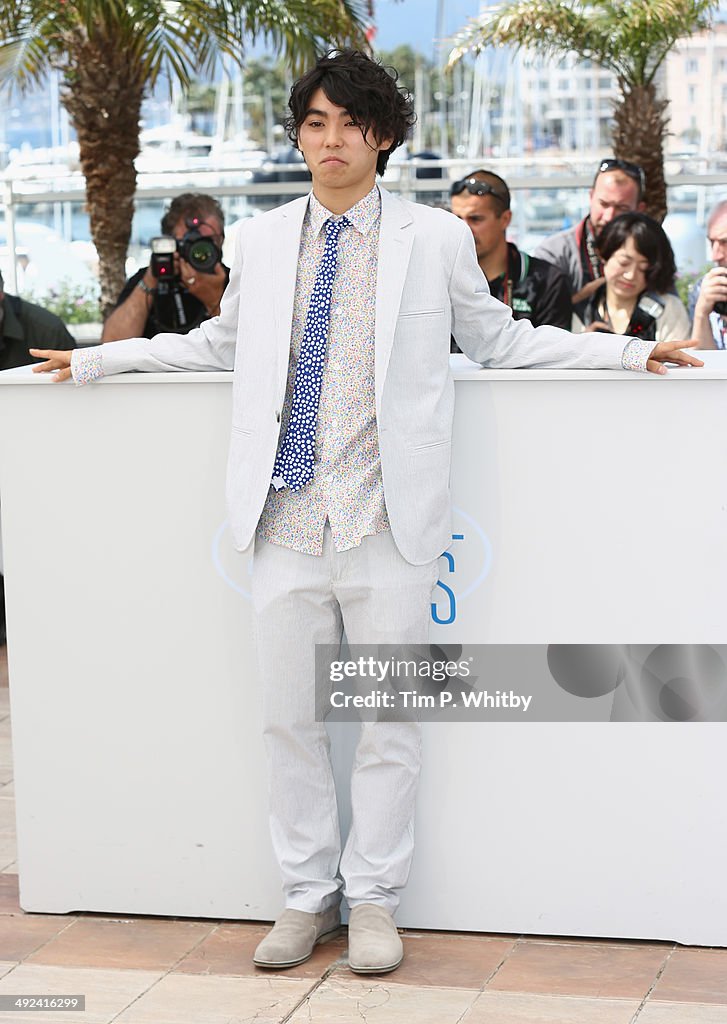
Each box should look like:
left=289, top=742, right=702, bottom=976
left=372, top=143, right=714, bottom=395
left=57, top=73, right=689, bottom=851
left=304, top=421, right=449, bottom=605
left=646, top=341, right=704, bottom=375
left=178, top=258, right=227, bottom=317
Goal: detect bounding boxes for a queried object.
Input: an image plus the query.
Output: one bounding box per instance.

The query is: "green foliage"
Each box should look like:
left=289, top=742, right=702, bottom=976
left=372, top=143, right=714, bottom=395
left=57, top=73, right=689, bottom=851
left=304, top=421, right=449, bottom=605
left=448, top=0, right=718, bottom=86
left=241, top=56, right=290, bottom=147
left=25, top=280, right=101, bottom=324
left=377, top=44, right=432, bottom=94
left=676, top=264, right=711, bottom=308
left=186, top=81, right=218, bottom=116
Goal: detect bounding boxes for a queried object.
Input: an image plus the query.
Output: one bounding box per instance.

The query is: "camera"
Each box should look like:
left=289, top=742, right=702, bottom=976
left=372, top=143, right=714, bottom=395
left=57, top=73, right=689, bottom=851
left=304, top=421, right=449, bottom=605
left=714, top=301, right=727, bottom=317
left=628, top=294, right=664, bottom=337
left=593, top=294, right=664, bottom=336
left=146, top=217, right=223, bottom=332
left=149, top=220, right=222, bottom=281
left=177, top=224, right=221, bottom=274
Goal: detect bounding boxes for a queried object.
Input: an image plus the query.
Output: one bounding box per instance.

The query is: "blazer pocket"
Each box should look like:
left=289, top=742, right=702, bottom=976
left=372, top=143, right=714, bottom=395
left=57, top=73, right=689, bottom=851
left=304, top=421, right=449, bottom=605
left=410, top=438, right=450, bottom=453
left=397, top=308, right=446, bottom=319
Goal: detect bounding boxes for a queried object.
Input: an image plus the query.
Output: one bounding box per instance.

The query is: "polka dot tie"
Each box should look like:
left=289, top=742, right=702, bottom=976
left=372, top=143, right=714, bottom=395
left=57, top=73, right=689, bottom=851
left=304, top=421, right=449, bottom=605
left=271, top=216, right=349, bottom=492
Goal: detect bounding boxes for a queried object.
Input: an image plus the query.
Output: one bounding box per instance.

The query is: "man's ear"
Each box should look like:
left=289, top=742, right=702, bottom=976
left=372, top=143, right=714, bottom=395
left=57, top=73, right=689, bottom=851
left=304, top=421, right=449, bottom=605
left=501, top=209, right=513, bottom=231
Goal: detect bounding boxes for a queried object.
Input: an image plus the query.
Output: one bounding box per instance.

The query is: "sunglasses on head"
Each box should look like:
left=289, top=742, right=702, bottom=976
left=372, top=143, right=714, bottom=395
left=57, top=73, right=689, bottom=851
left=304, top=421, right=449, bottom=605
left=597, top=159, right=646, bottom=192
left=450, top=177, right=510, bottom=208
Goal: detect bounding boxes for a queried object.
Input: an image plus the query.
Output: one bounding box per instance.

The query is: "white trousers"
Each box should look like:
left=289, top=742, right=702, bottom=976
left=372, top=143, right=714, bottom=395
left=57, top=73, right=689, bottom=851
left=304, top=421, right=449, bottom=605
left=251, top=527, right=438, bottom=914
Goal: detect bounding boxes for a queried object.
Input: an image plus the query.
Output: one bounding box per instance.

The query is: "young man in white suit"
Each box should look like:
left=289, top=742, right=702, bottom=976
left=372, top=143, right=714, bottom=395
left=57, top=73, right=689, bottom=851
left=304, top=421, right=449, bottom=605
left=32, top=50, right=700, bottom=973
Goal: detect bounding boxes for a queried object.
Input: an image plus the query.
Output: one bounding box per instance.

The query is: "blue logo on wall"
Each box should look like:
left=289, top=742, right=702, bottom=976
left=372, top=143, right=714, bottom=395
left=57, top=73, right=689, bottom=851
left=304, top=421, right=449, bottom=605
left=431, top=506, right=492, bottom=625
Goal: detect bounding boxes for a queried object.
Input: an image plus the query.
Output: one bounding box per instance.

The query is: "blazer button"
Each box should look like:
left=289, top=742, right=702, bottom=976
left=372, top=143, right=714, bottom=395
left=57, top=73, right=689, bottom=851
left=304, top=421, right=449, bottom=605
left=275, top=410, right=281, bottom=423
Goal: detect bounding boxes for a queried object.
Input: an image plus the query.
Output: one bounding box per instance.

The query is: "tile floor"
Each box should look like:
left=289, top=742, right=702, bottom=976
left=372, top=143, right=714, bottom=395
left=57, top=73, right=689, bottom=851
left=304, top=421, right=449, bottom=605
left=0, top=645, right=726, bottom=1023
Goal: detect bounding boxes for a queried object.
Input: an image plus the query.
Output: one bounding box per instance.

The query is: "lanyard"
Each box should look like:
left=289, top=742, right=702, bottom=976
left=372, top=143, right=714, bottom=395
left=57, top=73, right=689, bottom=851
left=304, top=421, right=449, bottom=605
left=579, top=218, right=603, bottom=281
left=498, top=245, right=528, bottom=309
left=502, top=272, right=512, bottom=308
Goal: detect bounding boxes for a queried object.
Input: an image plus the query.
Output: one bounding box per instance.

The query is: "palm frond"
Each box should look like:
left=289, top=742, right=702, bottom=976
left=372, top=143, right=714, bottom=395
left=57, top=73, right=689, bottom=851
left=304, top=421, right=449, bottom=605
left=1, top=0, right=371, bottom=89
left=448, top=0, right=718, bottom=86
left=448, top=1, right=593, bottom=66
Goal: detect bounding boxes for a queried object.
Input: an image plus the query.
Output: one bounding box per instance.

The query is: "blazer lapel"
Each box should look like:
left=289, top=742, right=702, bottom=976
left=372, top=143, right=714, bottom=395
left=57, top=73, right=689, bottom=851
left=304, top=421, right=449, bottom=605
left=375, top=188, right=414, bottom=415
left=272, top=196, right=309, bottom=405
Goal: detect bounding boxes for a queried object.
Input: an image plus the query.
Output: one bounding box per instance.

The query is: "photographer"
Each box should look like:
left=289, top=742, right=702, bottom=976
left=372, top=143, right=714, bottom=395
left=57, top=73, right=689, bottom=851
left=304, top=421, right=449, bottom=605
left=689, top=199, right=727, bottom=350
left=572, top=213, right=689, bottom=343
left=535, top=158, right=646, bottom=304
left=450, top=169, right=571, bottom=330
left=102, top=194, right=229, bottom=342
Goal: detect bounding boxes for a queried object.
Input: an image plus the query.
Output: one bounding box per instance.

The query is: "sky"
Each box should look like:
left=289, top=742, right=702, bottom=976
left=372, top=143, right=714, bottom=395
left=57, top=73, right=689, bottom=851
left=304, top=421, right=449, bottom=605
left=370, top=0, right=482, bottom=58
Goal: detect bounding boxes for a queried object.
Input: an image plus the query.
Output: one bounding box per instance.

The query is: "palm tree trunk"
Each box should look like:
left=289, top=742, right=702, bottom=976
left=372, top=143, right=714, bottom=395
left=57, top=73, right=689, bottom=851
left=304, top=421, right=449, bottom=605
left=60, top=38, right=145, bottom=318
left=612, top=80, right=669, bottom=223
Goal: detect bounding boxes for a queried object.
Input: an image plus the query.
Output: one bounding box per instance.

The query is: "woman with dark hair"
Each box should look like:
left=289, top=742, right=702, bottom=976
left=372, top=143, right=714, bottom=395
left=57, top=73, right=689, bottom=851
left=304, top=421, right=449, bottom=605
left=572, top=212, right=690, bottom=342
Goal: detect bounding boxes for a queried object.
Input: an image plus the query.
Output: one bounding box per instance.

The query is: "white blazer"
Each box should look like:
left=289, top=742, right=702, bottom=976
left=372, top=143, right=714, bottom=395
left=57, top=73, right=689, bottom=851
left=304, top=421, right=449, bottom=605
left=100, top=187, right=629, bottom=564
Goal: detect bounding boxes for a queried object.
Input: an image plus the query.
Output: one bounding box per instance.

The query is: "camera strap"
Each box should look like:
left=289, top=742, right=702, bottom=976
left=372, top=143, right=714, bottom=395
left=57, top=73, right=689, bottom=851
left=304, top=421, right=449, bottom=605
left=152, top=284, right=189, bottom=332
left=577, top=218, right=603, bottom=282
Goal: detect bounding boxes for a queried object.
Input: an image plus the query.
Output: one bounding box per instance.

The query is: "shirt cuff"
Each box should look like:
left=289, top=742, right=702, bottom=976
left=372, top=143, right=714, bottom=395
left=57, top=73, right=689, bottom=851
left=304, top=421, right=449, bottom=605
left=621, top=338, right=653, bottom=373
left=70, top=347, right=104, bottom=386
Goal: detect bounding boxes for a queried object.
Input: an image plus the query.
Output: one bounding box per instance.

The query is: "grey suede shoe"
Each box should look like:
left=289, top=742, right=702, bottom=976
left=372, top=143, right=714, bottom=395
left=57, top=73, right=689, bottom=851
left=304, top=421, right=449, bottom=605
left=347, top=904, right=404, bottom=973
left=253, top=907, right=342, bottom=968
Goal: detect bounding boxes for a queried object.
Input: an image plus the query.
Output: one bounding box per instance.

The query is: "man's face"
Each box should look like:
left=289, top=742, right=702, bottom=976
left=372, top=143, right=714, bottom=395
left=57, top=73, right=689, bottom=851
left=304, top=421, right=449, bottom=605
left=450, top=192, right=511, bottom=264
left=708, top=210, right=727, bottom=268
left=297, top=88, right=391, bottom=195
left=588, top=171, right=642, bottom=231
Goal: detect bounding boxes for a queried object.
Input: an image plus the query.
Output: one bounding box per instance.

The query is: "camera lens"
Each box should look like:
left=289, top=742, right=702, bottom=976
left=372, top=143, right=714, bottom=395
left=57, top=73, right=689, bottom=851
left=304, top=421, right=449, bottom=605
left=185, top=238, right=218, bottom=272
left=178, top=228, right=221, bottom=274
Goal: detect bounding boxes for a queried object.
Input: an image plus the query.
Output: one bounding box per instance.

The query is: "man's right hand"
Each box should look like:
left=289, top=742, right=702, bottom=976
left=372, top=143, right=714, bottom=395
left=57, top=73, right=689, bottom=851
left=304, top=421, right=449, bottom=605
left=29, top=349, right=73, bottom=382
left=695, top=266, right=727, bottom=316
left=571, top=276, right=605, bottom=305
left=583, top=320, right=610, bottom=333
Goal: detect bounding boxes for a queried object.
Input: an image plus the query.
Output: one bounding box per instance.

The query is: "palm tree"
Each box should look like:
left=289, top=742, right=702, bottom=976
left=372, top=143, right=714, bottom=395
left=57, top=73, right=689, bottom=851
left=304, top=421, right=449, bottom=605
left=448, top=0, right=719, bottom=222
left=0, top=0, right=370, bottom=314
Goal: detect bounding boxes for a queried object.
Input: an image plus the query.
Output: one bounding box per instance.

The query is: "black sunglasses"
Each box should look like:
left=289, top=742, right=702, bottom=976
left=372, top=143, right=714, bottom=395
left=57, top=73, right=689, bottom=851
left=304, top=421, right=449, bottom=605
left=597, top=159, right=646, bottom=193
left=450, top=177, right=510, bottom=208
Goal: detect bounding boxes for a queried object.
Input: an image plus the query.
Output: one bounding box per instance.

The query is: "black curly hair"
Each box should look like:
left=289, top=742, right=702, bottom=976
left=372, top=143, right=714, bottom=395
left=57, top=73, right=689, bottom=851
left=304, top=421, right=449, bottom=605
left=595, top=212, right=677, bottom=294
left=286, top=49, right=416, bottom=176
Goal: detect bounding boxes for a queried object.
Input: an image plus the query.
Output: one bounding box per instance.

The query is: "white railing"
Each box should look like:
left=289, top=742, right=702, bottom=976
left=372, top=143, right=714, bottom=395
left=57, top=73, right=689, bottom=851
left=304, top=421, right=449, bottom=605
left=2, top=157, right=726, bottom=294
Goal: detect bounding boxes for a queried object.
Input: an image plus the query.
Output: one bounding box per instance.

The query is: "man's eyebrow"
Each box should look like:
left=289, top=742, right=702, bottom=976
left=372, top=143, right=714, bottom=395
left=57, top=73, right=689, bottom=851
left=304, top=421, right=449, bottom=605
left=304, top=107, right=353, bottom=119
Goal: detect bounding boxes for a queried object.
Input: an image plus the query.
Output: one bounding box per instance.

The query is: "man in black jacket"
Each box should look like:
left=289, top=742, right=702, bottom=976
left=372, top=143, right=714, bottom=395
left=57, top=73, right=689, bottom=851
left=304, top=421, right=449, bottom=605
left=450, top=169, right=571, bottom=333
left=0, top=270, right=75, bottom=371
